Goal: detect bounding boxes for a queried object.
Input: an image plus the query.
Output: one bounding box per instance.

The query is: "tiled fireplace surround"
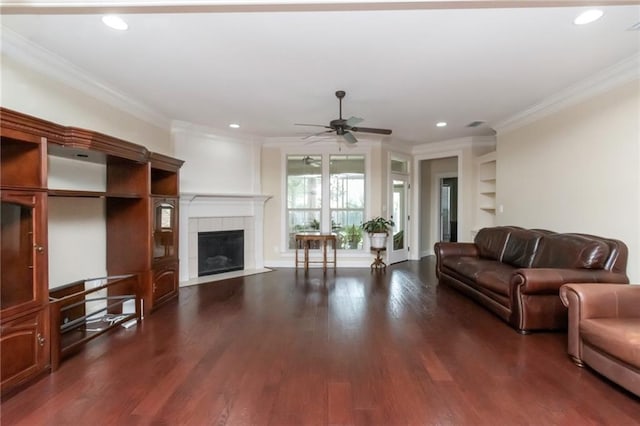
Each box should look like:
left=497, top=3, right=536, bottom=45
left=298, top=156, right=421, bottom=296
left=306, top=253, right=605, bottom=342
left=179, top=193, right=271, bottom=283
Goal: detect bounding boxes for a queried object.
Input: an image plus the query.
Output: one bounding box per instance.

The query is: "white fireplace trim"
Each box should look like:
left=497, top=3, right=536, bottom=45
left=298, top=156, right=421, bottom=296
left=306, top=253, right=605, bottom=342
left=179, top=193, right=271, bottom=283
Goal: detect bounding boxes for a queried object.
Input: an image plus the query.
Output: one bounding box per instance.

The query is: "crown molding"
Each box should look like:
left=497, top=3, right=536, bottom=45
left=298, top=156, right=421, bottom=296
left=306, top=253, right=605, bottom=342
left=2, top=1, right=639, bottom=14
left=171, top=120, right=263, bottom=145
left=1, top=26, right=170, bottom=130
left=411, top=135, right=495, bottom=155
left=495, top=53, right=640, bottom=135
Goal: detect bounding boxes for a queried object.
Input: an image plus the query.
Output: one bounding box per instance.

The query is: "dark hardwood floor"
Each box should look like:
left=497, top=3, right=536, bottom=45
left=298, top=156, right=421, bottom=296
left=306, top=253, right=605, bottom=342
left=2, top=258, right=639, bottom=425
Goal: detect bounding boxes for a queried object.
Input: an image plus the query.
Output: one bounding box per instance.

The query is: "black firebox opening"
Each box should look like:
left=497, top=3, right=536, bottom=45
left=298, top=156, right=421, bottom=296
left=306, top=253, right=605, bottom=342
left=198, top=230, right=244, bottom=276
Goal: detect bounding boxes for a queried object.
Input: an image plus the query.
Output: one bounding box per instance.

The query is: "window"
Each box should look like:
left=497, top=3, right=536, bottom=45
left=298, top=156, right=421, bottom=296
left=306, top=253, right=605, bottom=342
left=330, top=155, right=365, bottom=250
left=286, top=154, right=366, bottom=250
left=287, top=155, right=322, bottom=249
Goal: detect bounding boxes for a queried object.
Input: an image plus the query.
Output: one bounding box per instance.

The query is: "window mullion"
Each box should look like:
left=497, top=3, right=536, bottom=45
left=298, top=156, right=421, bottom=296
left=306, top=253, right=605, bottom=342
left=321, top=153, right=331, bottom=233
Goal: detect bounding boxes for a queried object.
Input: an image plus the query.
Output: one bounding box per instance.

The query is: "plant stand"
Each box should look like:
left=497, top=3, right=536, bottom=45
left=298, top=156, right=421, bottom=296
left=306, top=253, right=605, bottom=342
left=371, top=247, right=386, bottom=271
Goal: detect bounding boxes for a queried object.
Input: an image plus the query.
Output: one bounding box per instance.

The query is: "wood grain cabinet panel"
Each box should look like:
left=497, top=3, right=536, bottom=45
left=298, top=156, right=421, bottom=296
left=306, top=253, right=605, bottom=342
left=0, top=310, right=48, bottom=394
left=152, top=262, right=178, bottom=306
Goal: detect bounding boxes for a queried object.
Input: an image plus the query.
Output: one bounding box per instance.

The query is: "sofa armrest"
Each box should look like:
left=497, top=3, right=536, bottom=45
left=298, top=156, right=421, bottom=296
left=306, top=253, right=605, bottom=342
left=558, top=283, right=638, bottom=365
left=434, top=242, right=479, bottom=278
left=511, top=269, right=629, bottom=295
left=559, top=283, right=640, bottom=319
left=434, top=242, right=479, bottom=258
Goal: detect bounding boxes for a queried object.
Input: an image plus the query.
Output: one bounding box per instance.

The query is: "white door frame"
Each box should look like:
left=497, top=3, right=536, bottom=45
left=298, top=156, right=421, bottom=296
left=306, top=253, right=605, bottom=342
left=434, top=172, right=458, bottom=244
left=388, top=173, right=410, bottom=264
left=411, top=149, right=464, bottom=259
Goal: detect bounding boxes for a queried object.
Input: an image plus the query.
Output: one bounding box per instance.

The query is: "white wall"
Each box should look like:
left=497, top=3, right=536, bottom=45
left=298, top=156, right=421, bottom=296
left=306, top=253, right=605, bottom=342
left=0, top=55, right=172, bottom=155
left=47, top=157, right=108, bottom=287
left=496, top=79, right=640, bottom=282
left=172, top=123, right=261, bottom=195
left=48, top=197, right=107, bottom=288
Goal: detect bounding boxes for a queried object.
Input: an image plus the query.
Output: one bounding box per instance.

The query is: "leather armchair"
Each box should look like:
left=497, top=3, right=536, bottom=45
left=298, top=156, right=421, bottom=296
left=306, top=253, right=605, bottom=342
left=559, top=283, right=640, bottom=397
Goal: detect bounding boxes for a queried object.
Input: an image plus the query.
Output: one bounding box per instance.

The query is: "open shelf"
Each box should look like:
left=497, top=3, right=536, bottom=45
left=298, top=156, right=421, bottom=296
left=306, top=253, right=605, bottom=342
left=49, top=274, right=140, bottom=370
left=475, top=151, right=497, bottom=230
left=48, top=189, right=106, bottom=198
left=105, top=192, right=145, bottom=199
left=1, top=136, right=45, bottom=189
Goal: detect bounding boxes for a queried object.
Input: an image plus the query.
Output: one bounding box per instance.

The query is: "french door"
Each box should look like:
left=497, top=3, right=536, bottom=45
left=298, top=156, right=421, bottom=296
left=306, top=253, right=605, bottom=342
left=388, top=174, right=409, bottom=264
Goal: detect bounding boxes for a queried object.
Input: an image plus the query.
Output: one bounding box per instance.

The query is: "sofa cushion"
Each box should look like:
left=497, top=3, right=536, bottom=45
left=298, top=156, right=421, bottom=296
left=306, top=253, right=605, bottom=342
left=502, top=229, right=543, bottom=268
left=532, top=234, right=609, bottom=269
left=581, top=318, right=640, bottom=368
left=475, top=262, right=516, bottom=297
left=442, top=257, right=502, bottom=281
left=474, top=227, right=511, bottom=261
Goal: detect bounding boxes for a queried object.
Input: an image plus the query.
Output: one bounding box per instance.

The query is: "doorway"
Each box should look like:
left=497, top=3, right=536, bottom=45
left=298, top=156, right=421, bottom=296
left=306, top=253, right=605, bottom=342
left=417, top=156, right=459, bottom=257
left=389, top=175, right=409, bottom=264
left=439, top=177, right=458, bottom=242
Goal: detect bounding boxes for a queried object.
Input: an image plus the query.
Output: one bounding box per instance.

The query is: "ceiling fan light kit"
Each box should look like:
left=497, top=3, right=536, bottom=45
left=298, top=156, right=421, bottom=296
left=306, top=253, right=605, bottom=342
left=296, top=90, right=392, bottom=144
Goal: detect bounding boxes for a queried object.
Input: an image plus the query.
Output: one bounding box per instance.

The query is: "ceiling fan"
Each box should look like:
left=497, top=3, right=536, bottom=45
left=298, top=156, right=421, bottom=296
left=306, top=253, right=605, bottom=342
left=296, top=90, right=392, bottom=144
left=302, top=155, right=320, bottom=166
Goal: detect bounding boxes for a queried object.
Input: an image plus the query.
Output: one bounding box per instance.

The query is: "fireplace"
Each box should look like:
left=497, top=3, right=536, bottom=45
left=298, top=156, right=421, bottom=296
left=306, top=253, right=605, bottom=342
left=198, top=230, right=244, bottom=276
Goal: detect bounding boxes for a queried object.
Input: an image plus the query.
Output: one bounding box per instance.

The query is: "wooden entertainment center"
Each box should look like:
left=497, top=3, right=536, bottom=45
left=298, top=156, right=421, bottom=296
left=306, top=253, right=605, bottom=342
left=0, top=107, right=183, bottom=396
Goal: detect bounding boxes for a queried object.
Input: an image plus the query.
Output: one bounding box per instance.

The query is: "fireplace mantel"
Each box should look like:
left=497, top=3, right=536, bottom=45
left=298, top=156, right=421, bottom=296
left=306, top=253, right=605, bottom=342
left=179, top=192, right=272, bottom=282
left=181, top=193, right=271, bottom=203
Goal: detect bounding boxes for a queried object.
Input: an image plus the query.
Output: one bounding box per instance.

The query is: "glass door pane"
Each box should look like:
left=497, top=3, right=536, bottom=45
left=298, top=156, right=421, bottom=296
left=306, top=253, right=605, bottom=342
left=389, top=175, right=409, bottom=264
left=153, top=200, right=176, bottom=259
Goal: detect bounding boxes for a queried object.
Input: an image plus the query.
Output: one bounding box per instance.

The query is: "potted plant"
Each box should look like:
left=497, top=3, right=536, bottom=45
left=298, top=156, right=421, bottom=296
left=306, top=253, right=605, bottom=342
left=342, top=224, right=363, bottom=249
left=361, top=216, right=395, bottom=249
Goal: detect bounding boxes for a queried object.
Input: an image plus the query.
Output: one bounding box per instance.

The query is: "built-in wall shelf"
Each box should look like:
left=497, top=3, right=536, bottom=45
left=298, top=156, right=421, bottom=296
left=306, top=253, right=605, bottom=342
left=1, top=107, right=184, bottom=396
left=48, top=189, right=106, bottom=198
left=475, top=151, right=497, bottom=230
left=105, top=193, right=145, bottom=199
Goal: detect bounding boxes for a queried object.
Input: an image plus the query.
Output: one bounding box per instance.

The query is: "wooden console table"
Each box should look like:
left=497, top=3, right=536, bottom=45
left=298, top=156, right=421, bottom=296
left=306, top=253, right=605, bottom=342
left=295, top=233, right=337, bottom=272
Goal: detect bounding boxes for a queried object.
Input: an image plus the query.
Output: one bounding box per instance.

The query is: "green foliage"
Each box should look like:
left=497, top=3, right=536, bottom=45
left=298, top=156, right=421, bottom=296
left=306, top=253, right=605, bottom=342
left=361, top=217, right=395, bottom=234
left=342, top=224, right=363, bottom=248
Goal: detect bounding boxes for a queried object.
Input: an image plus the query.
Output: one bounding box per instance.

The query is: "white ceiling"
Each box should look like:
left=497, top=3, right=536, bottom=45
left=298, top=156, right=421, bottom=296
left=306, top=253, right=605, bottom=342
left=1, top=1, right=639, bottom=145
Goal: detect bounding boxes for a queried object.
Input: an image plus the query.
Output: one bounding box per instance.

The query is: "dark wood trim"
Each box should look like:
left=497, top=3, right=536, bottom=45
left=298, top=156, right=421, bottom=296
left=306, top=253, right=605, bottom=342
left=48, top=189, right=106, bottom=198
left=65, top=128, right=148, bottom=163
left=1, top=108, right=175, bottom=165
left=149, top=152, right=185, bottom=171
left=0, top=107, right=65, bottom=144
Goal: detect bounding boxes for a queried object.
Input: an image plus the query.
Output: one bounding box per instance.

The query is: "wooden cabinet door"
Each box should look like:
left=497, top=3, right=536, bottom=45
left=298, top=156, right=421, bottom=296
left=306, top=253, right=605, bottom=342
left=152, top=262, right=178, bottom=306
left=1, top=309, right=49, bottom=394
left=1, top=191, right=49, bottom=396
left=1, top=191, right=47, bottom=318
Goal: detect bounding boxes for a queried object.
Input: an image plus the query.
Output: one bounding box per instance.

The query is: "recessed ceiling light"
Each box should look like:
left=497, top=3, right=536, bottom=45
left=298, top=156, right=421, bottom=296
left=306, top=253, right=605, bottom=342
left=436, top=122, right=447, bottom=128
left=574, top=9, right=604, bottom=25
left=102, top=15, right=128, bottom=31
left=229, top=123, right=240, bottom=129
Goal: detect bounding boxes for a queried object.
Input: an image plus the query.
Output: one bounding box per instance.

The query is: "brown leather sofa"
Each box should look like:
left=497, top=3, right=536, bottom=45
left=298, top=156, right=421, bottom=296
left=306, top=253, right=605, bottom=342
left=435, top=226, right=629, bottom=333
left=560, top=283, right=640, bottom=397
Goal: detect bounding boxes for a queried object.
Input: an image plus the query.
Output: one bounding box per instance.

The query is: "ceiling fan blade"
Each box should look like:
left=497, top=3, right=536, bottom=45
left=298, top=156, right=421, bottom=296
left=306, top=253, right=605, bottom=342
left=295, top=123, right=332, bottom=129
left=343, top=131, right=358, bottom=144
left=351, top=126, right=392, bottom=135
left=345, top=116, right=364, bottom=126
left=302, top=130, right=335, bottom=140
